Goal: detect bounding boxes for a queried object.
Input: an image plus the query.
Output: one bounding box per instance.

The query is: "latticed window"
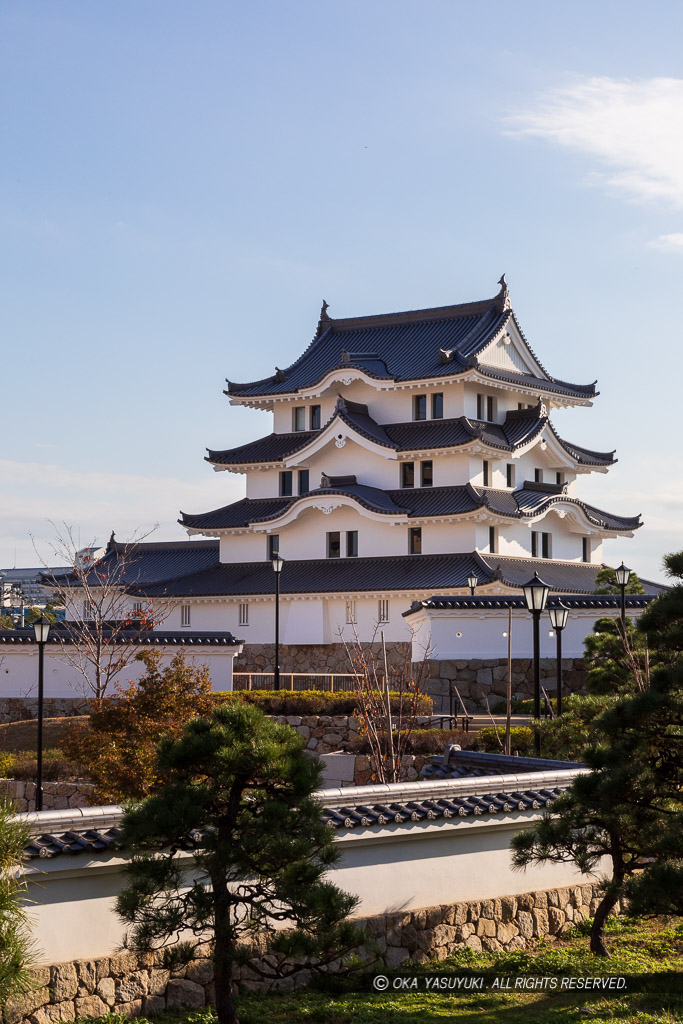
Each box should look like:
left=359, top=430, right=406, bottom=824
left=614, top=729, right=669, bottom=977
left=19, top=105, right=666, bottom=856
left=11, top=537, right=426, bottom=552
left=345, top=599, right=356, bottom=624
left=181, top=604, right=191, bottom=627
left=378, top=599, right=390, bottom=623
left=239, top=602, right=249, bottom=626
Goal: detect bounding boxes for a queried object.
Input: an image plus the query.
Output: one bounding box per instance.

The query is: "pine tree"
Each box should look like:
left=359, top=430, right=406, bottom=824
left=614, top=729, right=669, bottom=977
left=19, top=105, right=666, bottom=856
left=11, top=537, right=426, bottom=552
left=115, top=702, right=363, bottom=1024
left=0, top=799, right=35, bottom=1008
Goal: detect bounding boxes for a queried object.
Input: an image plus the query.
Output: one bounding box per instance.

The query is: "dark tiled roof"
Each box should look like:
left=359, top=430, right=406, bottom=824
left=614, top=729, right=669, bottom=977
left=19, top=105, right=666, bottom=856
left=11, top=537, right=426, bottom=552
left=475, top=555, right=618, bottom=594
left=127, top=552, right=487, bottom=598
left=0, top=626, right=243, bottom=647
left=412, top=593, right=654, bottom=613
left=226, top=287, right=596, bottom=400
left=205, top=402, right=612, bottom=469
left=420, top=749, right=581, bottom=780
left=181, top=484, right=641, bottom=533
left=26, top=827, right=124, bottom=859
left=44, top=540, right=220, bottom=589
left=320, top=787, right=567, bottom=828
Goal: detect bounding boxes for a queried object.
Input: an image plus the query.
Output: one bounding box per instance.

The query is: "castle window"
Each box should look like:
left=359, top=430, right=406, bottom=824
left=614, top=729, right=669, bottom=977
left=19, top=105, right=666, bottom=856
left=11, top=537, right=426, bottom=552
left=582, top=536, right=590, bottom=563
left=431, top=393, right=443, bottom=419
left=298, top=469, right=310, bottom=494
left=506, top=463, right=515, bottom=488
left=556, top=472, right=565, bottom=487
left=345, top=599, right=357, bottom=624
left=401, top=462, right=415, bottom=488
left=346, top=530, right=358, bottom=557
left=532, top=531, right=551, bottom=558
left=409, top=527, right=422, bottom=554
left=268, top=535, right=280, bottom=560
left=239, top=602, right=249, bottom=627
left=482, top=460, right=490, bottom=487
left=327, top=532, right=341, bottom=558
left=310, top=405, right=321, bottom=430
left=292, top=407, right=306, bottom=431
left=477, top=394, right=496, bottom=421
left=421, top=460, right=433, bottom=487
left=279, top=471, right=293, bottom=496
left=132, top=601, right=143, bottom=615
left=534, top=468, right=543, bottom=483
left=180, top=604, right=191, bottom=628
left=413, top=394, right=427, bottom=420
left=489, top=526, right=497, bottom=553
left=378, top=599, right=390, bottom=623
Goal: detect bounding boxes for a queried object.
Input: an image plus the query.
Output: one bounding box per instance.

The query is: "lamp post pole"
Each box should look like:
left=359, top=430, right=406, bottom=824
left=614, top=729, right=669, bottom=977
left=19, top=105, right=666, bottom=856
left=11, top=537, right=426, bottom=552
left=467, top=574, right=478, bottom=598
left=271, top=554, right=284, bottom=691
left=548, top=602, right=569, bottom=716
left=33, top=613, right=51, bottom=812
left=522, top=573, right=550, bottom=756
left=615, top=563, right=631, bottom=631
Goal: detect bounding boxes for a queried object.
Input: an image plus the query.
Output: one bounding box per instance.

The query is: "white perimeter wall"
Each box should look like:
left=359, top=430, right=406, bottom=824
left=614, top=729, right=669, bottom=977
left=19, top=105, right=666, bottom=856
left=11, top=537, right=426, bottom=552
left=0, top=647, right=239, bottom=698
left=24, top=810, right=600, bottom=963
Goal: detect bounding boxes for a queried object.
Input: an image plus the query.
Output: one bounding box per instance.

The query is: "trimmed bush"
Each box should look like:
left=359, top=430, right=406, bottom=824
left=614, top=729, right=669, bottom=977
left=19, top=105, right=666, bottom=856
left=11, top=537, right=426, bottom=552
left=349, top=727, right=479, bottom=755
left=213, top=689, right=433, bottom=716
left=478, top=725, right=535, bottom=755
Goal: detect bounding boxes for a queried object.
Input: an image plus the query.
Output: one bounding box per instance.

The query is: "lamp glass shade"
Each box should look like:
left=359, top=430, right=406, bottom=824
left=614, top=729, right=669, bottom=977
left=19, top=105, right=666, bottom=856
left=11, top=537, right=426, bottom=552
left=548, top=603, right=569, bottom=631
left=614, top=563, right=631, bottom=587
left=466, top=575, right=478, bottom=591
left=271, top=554, right=284, bottom=574
left=33, top=614, right=51, bottom=644
left=522, top=572, right=550, bottom=613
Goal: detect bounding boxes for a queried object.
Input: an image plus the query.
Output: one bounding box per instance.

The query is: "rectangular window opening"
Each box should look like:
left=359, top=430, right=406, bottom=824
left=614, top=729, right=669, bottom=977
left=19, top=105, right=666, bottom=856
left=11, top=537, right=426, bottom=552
left=487, top=395, right=495, bottom=422
left=268, top=535, right=280, bottom=560
left=413, top=394, right=427, bottom=420
left=556, top=472, right=565, bottom=487
left=409, top=527, right=422, bottom=555
left=489, top=526, right=496, bottom=553
left=482, top=459, right=490, bottom=487
left=401, top=462, right=415, bottom=488
left=534, top=468, right=543, bottom=483
left=431, top=393, right=443, bottom=419
left=378, top=599, right=390, bottom=623
left=310, top=405, right=321, bottom=430
left=345, top=599, right=356, bottom=624
left=298, top=469, right=310, bottom=494
left=238, top=602, right=249, bottom=627
left=327, top=532, right=341, bottom=558
left=582, top=537, right=590, bottom=563
left=279, top=470, right=293, bottom=496
left=292, top=407, right=306, bottom=431
left=180, top=604, right=191, bottom=628
left=346, top=530, right=358, bottom=557
left=506, top=463, right=516, bottom=488
left=421, top=460, right=433, bottom=487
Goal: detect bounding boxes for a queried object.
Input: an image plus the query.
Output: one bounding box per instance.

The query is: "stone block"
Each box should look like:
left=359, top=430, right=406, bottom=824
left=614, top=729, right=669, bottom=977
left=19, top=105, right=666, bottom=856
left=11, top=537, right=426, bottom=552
left=384, top=946, right=409, bottom=968
left=476, top=668, right=493, bottom=686
left=465, top=935, right=482, bottom=951
left=496, top=922, right=518, bottom=945
left=165, top=978, right=206, bottom=1009
left=500, top=895, right=517, bottom=922
left=517, top=911, right=533, bottom=939
left=116, top=1000, right=144, bottom=1018
left=416, top=928, right=435, bottom=951
left=534, top=891, right=548, bottom=909
left=456, top=922, right=474, bottom=940
left=74, top=996, right=108, bottom=1019
left=479, top=899, right=495, bottom=919
left=75, top=961, right=97, bottom=994
left=481, top=936, right=503, bottom=952
left=532, top=909, right=549, bottom=936
left=96, top=977, right=116, bottom=1005
left=95, top=958, right=111, bottom=983
left=432, top=924, right=457, bottom=947
left=51, top=964, right=78, bottom=1003
left=115, top=971, right=149, bottom=1002
left=143, top=996, right=167, bottom=1016
left=400, top=924, right=419, bottom=952
left=476, top=918, right=496, bottom=938
left=108, top=953, right=139, bottom=977
left=411, top=908, right=426, bottom=931
left=467, top=901, right=481, bottom=922
left=548, top=907, right=566, bottom=934
left=185, top=960, right=214, bottom=987
left=453, top=903, right=468, bottom=925
left=426, top=905, right=443, bottom=929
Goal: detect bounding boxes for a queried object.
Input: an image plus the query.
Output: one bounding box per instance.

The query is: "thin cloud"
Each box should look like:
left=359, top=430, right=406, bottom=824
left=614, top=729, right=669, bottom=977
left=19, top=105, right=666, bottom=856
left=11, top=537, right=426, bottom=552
left=508, top=76, right=683, bottom=212
left=650, top=233, right=683, bottom=252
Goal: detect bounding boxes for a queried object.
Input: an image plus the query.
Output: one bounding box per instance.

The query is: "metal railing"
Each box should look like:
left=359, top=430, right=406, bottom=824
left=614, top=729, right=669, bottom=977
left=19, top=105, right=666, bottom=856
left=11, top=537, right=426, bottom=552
left=233, top=671, right=362, bottom=692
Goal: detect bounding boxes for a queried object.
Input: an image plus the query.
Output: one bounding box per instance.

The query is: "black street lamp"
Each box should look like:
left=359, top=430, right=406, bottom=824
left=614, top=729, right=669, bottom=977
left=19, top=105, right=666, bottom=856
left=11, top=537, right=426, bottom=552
left=548, top=601, right=569, bottom=716
left=467, top=574, right=478, bottom=597
left=271, top=553, right=284, bottom=691
left=522, top=572, right=550, bottom=754
left=32, top=612, right=51, bottom=812
left=615, top=563, right=631, bottom=630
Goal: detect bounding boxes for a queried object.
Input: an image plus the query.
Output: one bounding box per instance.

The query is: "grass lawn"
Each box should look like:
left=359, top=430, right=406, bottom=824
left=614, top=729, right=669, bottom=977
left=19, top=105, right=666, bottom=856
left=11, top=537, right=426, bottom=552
left=0, top=715, right=88, bottom=753
left=79, top=917, right=683, bottom=1023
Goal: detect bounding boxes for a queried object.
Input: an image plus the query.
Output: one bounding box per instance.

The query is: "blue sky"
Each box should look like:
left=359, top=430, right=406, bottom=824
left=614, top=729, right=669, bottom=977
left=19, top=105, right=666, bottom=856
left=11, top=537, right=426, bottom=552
left=3, top=1, right=682, bottom=581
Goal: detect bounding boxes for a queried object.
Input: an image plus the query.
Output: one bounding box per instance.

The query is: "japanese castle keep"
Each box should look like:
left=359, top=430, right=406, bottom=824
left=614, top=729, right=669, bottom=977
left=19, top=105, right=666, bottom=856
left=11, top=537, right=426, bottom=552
left=123, top=275, right=643, bottom=671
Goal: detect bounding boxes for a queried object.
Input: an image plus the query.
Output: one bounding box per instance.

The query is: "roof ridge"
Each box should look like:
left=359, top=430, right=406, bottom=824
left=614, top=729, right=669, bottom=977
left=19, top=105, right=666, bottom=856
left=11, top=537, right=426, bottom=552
left=327, top=296, right=497, bottom=331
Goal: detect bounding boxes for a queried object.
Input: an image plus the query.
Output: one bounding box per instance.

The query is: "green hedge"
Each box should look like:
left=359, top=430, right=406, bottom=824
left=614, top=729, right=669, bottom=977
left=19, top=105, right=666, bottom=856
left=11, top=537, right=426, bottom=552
left=212, top=689, right=433, bottom=716
left=478, top=725, right=535, bottom=755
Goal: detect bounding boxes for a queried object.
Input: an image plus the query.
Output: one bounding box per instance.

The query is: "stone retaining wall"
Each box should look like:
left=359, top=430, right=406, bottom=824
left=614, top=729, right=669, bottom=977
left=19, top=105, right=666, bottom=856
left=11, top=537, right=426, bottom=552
left=0, top=779, right=95, bottom=812
left=234, top=641, right=411, bottom=675
left=0, top=698, right=91, bottom=724
left=424, top=657, right=587, bottom=712
left=9, top=881, right=614, bottom=1021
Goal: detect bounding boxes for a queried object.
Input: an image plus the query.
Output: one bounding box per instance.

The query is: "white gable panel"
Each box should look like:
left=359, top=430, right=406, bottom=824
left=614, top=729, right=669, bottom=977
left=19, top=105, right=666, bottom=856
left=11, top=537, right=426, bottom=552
left=479, top=333, right=535, bottom=374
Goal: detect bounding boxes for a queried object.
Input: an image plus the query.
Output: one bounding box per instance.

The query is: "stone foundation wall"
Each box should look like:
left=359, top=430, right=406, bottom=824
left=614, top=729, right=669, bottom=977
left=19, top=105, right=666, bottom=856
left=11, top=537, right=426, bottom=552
left=9, top=881, right=614, bottom=1021
left=234, top=641, right=411, bottom=676
left=0, top=698, right=91, bottom=724
left=424, top=657, right=587, bottom=713
left=0, top=779, right=95, bottom=812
